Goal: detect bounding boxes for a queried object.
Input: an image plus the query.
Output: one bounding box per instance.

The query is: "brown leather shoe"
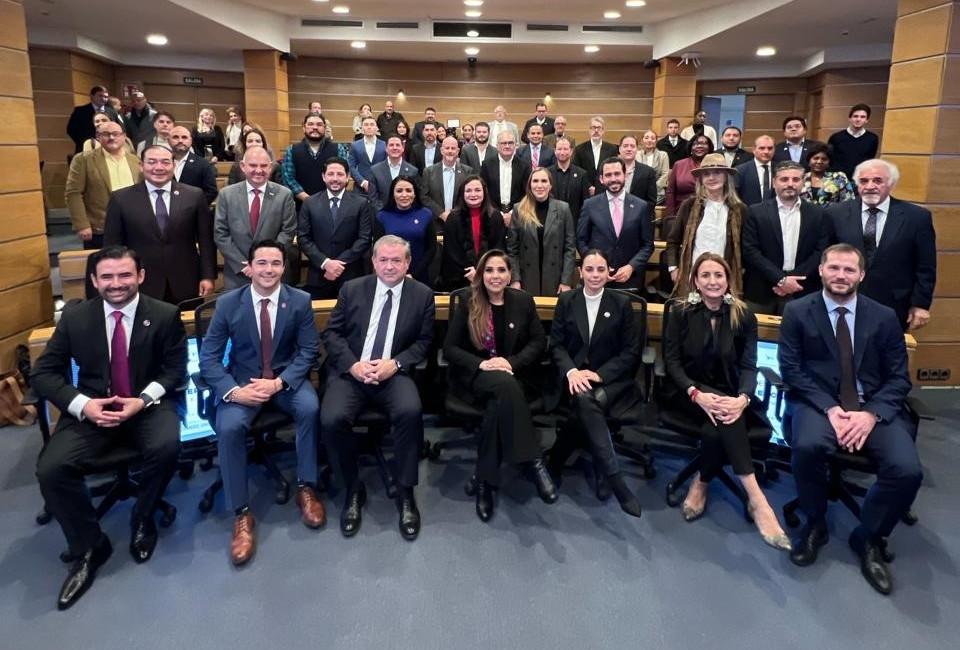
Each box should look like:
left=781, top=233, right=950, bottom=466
left=230, top=512, right=256, bottom=566
left=296, top=485, right=327, bottom=529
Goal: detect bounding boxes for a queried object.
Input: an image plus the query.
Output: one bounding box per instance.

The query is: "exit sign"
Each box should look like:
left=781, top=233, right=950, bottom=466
left=183, top=76, right=203, bottom=86
left=737, top=86, right=756, bottom=94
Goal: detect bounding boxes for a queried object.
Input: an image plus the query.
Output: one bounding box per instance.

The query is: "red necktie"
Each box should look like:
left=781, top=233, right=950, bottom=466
left=110, top=311, right=132, bottom=397
left=260, top=298, right=274, bottom=379
left=250, top=188, right=262, bottom=235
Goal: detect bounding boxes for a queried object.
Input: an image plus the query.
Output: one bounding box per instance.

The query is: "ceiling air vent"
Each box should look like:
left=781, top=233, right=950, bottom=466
left=527, top=24, right=569, bottom=32
left=582, top=25, right=645, bottom=33
left=377, top=22, right=419, bottom=29
left=433, top=22, right=512, bottom=38
left=301, top=19, right=364, bottom=28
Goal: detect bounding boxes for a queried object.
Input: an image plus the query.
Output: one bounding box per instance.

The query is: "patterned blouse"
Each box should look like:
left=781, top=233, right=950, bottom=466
left=801, top=171, right=856, bottom=205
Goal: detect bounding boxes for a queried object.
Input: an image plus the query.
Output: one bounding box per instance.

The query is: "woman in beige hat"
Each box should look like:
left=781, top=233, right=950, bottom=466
left=664, top=152, right=747, bottom=297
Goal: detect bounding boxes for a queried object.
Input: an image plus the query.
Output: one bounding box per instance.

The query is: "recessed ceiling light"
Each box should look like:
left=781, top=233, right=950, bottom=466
left=351, top=41, right=366, bottom=49
left=146, top=34, right=168, bottom=46
left=584, top=45, right=599, bottom=53
left=465, top=47, right=480, bottom=56
left=625, top=0, right=646, bottom=7
left=756, top=46, right=777, bottom=57
left=465, top=10, right=482, bottom=17
left=332, top=5, right=350, bottom=14
left=604, top=10, right=621, bottom=19
left=467, top=30, right=479, bottom=37
left=464, top=0, right=484, bottom=6
left=311, top=0, right=329, bottom=3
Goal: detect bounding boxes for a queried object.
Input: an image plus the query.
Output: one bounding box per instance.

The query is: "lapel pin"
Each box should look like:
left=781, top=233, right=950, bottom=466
left=508, top=322, right=515, bottom=329
left=573, top=173, right=578, bottom=177
left=603, top=312, right=611, bottom=318
left=414, top=218, right=420, bottom=224
left=142, top=319, right=151, bottom=327
left=281, top=302, right=287, bottom=309
left=628, top=203, right=634, bottom=209
left=173, top=190, right=180, bottom=196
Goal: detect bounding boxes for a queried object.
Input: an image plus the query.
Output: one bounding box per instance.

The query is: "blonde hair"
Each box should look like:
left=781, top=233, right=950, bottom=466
left=514, top=168, right=553, bottom=230
left=196, top=108, right=217, bottom=133
left=680, top=252, right=747, bottom=330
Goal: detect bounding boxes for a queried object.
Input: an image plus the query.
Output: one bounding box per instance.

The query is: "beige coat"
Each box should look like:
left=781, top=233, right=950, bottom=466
left=65, top=148, right=141, bottom=233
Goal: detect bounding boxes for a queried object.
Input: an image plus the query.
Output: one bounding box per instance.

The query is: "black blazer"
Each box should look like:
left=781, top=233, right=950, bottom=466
left=720, top=147, right=754, bottom=167
left=321, top=274, right=436, bottom=377
left=779, top=292, right=911, bottom=422
left=409, top=142, right=440, bottom=173
left=481, top=157, right=531, bottom=210
left=459, top=143, right=498, bottom=172
left=827, top=198, right=937, bottom=329
left=662, top=301, right=759, bottom=403
left=103, top=181, right=217, bottom=305
left=32, top=295, right=187, bottom=417
left=656, top=135, right=688, bottom=168
left=572, top=140, right=619, bottom=189
left=443, top=288, right=546, bottom=394
left=67, top=103, right=122, bottom=153
left=741, top=199, right=829, bottom=304
left=548, top=288, right=641, bottom=411
left=772, top=139, right=825, bottom=169
left=626, top=163, right=658, bottom=208
left=177, top=153, right=219, bottom=204
left=297, top=190, right=374, bottom=287
left=734, top=159, right=772, bottom=207
left=437, top=206, right=507, bottom=291
left=521, top=116, right=556, bottom=142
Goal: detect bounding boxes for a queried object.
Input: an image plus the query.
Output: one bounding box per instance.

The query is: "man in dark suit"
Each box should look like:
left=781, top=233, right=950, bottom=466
left=420, top=136, right=473, bottom=224
left=66, top=85, right=122, bottom=153
left=516, top=124, right=556, bottom=170
left=573, top=116, right=619, bottom=193
left=656, top=119, right=688, bottom=168
left=576, top=157, right=654, bottom=290
left=481, top=131, right=530, bottom=217
left=33, top=246, right=187, bottom=609
left=168, top=126, right=218, bottom=204
left=367, top=135, right=420, bottom=210
left=104, top=144, right=217, bottom=305
left=617, top=134, right=658, bottom=207
left=459, top=121, right=497, bottom=171
left=773, top=116, right=824, bottom=169
left=742, top=161, right=830, bottom=314
left=214, top=147, right=297, bottom=290
left=779, top=244, right=922, bottom=595
left=347, top=116, right=387, bottom=193
left=521, top=102, right=555, bottom=143
left=735, top=135, right=776, bottom=206
left=199, top=240, right=323, bottom=566
left=717, top=126, right=754, bottom=167
left=320, top=235, right=436, bottom=541
left=409, top=122, right=440, bottom=174
left=297, top=157, right=373, bottom=299
left=828, top=158, right=937, bottom=331
left=547, top=137, right=591, bottom=223
left=412, top=107, right=438, bottom=145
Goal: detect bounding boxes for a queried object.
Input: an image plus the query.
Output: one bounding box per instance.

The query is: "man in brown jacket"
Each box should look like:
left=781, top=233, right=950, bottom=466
left=65, top=121, right=141, bottom=249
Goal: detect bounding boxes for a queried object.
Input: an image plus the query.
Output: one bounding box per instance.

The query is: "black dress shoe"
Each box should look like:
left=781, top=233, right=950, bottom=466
left=595, top=473, right=613, bottom=502
left=57, top=535, right=112, bottom=611
left=789, top=520, right=828, bottom=567
left=849, top=528, right=893, bottom=595
left=129, top=517, right=158, bottom=564
left=476, top=481, right=495, bottom=522
left=340, top=481, right=367, bottom=538
left=609, top=473, right=642, bottom=518
left=529, top=458, right=558, bottom=504
left=397, top=489, right=421, bottom=541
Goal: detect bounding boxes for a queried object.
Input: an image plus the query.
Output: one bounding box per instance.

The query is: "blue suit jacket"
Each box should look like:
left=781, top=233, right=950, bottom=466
left=516, top=143, right=556, bottom=170
left=827, top=198, right=937, bottom=330
left=348, top=139, right=387, bottom=186
left=199, top=284, right=319, bottom=401
left=734, top=159, right=767, bottom=207
left=576, top=192, right=654, bottom=273
left=778, top=292, right=911, bottom=422
left=367, top=159, right=419, bottom=210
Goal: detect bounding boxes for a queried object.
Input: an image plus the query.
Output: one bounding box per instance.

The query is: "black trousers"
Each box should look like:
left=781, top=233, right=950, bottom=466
left=666, top=393, right=754, bottom=481
left=472, top=371, right=540, bottom=486
left=320, top=373, right=423, bottom=489
left=36, top=406, right=181, bottom=557
left=550, top=389, right=620, bottom=476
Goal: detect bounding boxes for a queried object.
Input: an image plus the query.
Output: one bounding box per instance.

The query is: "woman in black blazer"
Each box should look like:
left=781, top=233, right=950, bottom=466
left=663, top=251, right=790, bottom=550
left=546, top=249, right=643, bottom=517
left=437, top=175, right=507, bottom=292
left=443, top=249, right=556, bottom=522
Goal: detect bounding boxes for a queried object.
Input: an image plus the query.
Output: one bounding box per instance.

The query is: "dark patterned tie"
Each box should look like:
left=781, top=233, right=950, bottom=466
left=863, top=206, right=879, bottom=267
left=370, top=289, right=393, bottom=360
left=835, top=306, right=859, bottom=411
left=329, top=195, right=340, bottom=224
left=154, top=189, right=169, bottom=234
left=260, top=298, right=274, bottom=379
left=110, top=311, right=132, bottom=397
left=761, top=164, right=771, bottom=200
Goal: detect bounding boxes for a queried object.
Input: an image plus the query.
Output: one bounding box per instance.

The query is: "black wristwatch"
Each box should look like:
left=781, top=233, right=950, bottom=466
left=139, top=393, right=156, bottom=409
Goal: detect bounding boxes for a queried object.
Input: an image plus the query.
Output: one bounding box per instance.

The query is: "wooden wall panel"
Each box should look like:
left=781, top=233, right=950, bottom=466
left=0, top=191, right=45, bottom=243
left=912, top=343, right=960, bottom=385
left=0, top=235, right=48, bottom=288
left=0, top=280, right=52, bottom=340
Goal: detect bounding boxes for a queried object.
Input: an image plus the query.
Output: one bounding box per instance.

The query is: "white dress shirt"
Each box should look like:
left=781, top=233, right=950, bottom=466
left=251, top=284, right=281, bottom=339
left=364, top=137, right=377, bottom=162
left=174, top=156, right=187, bottom=181
left=361, top=278, right=405, bottom=361
left=862, top=196, right=890, bottom=244
left=754, top=159, right=772, bottom=195
left=692, top=200, right=729, bottom=262
left=499, top=158, right=513, bottom=207
left=591, top=140, right=603, bottom=168
left=67, top=294, right=166, bottom=420
left=847, top=127, right=866, bottom=138
left=424, top=144, right=437, bottom=167
left=777, top=198, right=801, bottom=271
left=388, top=159, right=403, bottom=180
left=144, top=180, right=173, bottom=216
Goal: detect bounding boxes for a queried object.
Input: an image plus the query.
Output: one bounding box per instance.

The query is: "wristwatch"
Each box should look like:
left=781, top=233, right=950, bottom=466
left=139, top=393, right=156, bottom=409
left=777, top=277, right=786, bottom=287
left=395, top=359, right=403, bottom=372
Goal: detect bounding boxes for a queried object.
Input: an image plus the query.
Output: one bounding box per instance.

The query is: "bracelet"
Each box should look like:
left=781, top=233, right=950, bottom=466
left=689, top=388, right=700, bottom=402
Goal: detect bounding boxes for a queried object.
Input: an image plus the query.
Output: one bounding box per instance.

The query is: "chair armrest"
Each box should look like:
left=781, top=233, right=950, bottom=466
left=758, top=366, right=784, bottom=388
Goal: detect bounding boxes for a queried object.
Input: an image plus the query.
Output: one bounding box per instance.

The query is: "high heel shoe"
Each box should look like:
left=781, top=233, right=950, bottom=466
left=681, top=501, right=706, bottom=522
left=748, top=502, right=792, bottom=551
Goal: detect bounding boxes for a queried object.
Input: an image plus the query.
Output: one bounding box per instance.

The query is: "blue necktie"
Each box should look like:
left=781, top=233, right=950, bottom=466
left=370, top=289, right=393, bottom=360
left=329, top=195, right=339, bottom=223
left=154, top=189, right=169, bottom=234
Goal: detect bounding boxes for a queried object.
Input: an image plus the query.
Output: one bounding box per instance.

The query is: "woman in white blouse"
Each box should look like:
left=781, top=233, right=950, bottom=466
left=663, top=153, right=746, bottom=297
left=638, top=129, right=670, bottom=205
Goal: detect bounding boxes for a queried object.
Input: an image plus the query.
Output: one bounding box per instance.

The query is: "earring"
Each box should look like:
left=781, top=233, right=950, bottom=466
left=686, top=291, right=702, bottom=305
left=722, top=293, right=735, bottom=305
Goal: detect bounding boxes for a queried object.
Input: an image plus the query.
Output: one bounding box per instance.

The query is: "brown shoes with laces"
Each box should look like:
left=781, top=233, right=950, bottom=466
left=296, top=485, right=327, bottom=529
left=231, top=512, right=256, bottom=566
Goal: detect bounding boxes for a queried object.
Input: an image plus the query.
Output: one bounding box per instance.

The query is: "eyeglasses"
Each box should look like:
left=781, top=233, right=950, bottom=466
left=98, top=132, right=124, bottom=139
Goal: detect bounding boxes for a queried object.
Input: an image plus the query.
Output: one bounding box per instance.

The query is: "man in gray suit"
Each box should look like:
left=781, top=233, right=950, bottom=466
left=214, top=147, right=297, bottom=289
left=367, top=135, right=419, bottom=210
left=420, top=136, right=474, bottom=224
left=460, top=122, right=498, bottom=172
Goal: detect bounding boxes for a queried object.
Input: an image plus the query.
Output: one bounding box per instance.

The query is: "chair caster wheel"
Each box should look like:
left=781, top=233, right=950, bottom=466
left=198, top=495, right=214, bottom=513
left=902, top=510, right=918, bottom=526
left=665, top=482, right=683, bottom=507
left=36, top=509, right=53, bottom=526
left=464, top=474, right=477, bottom=497
left=159, top=506, right=177, bottom=528
left=275, top=483, right=290, bottom=505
